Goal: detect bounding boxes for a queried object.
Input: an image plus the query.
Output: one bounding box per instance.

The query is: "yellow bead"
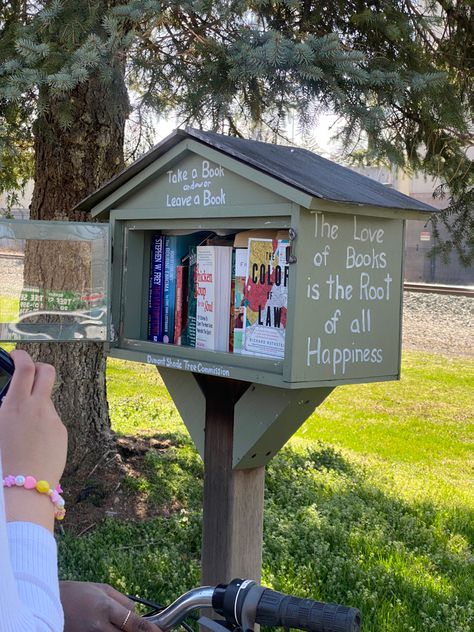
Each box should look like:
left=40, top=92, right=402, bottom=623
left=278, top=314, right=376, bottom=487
left=36, top=480, right=50, bottom=494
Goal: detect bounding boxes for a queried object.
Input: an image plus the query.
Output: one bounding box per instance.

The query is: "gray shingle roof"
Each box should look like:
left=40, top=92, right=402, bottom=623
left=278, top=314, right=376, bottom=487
left=75, top=127, right=436, bottom=214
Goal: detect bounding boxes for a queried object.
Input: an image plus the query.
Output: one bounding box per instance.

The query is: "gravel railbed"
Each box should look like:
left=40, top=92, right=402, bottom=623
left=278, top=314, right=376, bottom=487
left=402, top=292, right=473, bottom=358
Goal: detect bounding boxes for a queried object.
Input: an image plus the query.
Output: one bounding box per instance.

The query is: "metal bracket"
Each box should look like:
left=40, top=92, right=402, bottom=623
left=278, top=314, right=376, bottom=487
left=288, top=227, right=297, bottom=264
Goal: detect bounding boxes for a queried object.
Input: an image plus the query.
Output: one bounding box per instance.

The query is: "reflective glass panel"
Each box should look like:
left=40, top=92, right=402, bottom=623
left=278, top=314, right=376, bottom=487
left=0, top=220, right=109, bottom=341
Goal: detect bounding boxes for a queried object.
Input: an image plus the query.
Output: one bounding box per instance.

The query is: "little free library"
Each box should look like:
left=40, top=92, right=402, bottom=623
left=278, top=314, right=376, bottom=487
left=74, top=127, right=434, bottom=388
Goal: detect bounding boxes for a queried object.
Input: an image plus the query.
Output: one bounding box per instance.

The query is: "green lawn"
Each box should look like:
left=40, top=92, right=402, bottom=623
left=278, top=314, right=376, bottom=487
left=58, top=351, right=473, bottom=632
left=0, top=295, right=19, bottom=322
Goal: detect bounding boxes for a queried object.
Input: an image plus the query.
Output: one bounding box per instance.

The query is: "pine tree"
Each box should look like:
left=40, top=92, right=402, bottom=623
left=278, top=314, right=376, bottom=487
left=0, top=1, right=471, bottom=486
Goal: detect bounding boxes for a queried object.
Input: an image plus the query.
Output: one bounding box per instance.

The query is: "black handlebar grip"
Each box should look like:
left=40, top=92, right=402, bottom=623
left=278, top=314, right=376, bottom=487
left=255, top=588, right=361, bottom=632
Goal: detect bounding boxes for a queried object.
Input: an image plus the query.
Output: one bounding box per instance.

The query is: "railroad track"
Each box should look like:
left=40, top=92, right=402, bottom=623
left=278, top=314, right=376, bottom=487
left=404, top=282, right=474, bottom=297
left=0, top=252, right=24, bottom=260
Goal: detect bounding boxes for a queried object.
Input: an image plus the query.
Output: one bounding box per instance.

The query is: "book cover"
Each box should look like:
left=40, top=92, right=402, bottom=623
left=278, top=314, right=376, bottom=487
left=195, top=246, right=232, bottom=352
left=147, top=234, right=165, bottom=342
left=232, top=248, right=248, bottom=353
left=243, top=238, right=289, bottom=358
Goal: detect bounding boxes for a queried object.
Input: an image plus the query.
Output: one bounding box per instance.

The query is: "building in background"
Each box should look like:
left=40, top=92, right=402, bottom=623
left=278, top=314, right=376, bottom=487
left=353, top=166, right=473, bottom=286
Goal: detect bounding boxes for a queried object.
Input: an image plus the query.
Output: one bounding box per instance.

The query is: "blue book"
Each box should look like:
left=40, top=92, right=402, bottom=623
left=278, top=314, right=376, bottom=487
left=148, top=235, right=165, bottom=341
left=162, top=236, right=176, bottom=343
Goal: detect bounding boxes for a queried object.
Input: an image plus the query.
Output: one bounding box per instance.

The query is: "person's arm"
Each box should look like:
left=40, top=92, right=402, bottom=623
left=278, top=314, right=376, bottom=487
left=0, top=350, right=67, bottom=632
left=0, top=462, right=64, bottom=632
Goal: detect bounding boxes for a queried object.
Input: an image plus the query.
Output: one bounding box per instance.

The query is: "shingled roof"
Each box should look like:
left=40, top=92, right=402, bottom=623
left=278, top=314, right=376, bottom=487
left=75, top=127, right=436, bottom=214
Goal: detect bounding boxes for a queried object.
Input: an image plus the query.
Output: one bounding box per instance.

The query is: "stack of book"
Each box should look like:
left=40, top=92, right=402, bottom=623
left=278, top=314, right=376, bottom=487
left=147, top=229, right=289, bottom=358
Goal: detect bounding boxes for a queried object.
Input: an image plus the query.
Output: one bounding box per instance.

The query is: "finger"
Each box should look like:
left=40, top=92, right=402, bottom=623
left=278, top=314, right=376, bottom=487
left=110, top=602, right=159, bottom=632
left=126, top=611, right=160, bottom=632
left=102, top=584, right=137, bottom=611
left=31, top=362, right=56, bottom=399
left=6, top=350, right=36, bottom=400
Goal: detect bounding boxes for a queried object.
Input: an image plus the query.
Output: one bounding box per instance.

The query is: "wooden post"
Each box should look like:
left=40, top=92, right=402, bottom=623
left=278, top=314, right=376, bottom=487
left=197, top=375, right=265, bottom=585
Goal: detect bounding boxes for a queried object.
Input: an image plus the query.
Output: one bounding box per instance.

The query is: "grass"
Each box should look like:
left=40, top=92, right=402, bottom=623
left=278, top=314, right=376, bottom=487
left=57, top=351, right=473, bottom=631
left=0, top=295, right=19, bottom=322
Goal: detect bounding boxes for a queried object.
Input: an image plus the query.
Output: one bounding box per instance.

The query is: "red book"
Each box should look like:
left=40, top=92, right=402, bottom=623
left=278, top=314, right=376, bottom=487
left=173, top=265, right=189, bottom=345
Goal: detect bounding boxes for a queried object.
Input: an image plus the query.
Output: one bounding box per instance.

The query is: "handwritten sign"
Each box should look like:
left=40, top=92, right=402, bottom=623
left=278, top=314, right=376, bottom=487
left=165, top=159, right=227, bottom=208
left=294, top=211, right=403, bottom=381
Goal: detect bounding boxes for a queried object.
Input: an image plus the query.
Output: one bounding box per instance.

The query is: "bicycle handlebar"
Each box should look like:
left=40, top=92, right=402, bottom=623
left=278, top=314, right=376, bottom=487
left=144, top=578, right=361, bottom=632
left=253, top=586, right=361, bottom=632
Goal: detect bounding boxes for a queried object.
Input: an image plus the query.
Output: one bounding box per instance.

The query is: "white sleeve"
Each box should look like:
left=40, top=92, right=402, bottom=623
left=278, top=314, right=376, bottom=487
left=0, top=461, right=64, bottom=632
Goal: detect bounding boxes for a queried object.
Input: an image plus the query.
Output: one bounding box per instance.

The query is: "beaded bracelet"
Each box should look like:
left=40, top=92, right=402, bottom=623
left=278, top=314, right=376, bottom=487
left=2, top=475, right=66, bottom=520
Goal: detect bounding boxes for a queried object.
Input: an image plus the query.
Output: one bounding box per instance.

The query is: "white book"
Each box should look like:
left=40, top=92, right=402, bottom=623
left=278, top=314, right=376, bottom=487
left=195, top=246, right=232, bottom=352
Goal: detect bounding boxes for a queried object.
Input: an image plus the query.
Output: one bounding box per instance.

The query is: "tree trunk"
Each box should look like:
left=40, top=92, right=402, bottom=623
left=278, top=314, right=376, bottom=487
left=22, top=65, right=130, bottom=481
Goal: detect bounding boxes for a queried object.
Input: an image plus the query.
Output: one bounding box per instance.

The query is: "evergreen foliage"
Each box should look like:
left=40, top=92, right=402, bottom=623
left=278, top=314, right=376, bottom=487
left=0, top=0, right=472, bottom=259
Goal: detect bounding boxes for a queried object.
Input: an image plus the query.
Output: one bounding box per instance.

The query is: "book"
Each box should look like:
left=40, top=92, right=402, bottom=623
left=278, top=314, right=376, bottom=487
left=195, top=245, right=233, bottom=352
left=182, top=246, right=198, bottom=347
left=242, top=238, right=289, bottom=358
left=173, top=264, right=189, bottom=345
left=232, top=247, right=248, bottom=353
left=233, top=229, right=289, bottom=248
left=147, top=234, right=165, bottom=341
left=162, top=236, right=176, bottom=343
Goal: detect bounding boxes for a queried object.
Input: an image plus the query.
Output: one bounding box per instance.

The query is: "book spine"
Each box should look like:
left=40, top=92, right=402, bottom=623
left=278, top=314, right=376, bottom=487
left=183, top=247, right=198, bottom=347
left=167, top=237, right=177, bottom=342
left=148, top=235, right=164, bottom=342
left=195, top=246, right=216, bottom=350
left=232, top=248, right=248, bottom=354
left=229, top=250, right=236, bottom=353
left=162, top=237, right=177, bottom=343
left=173, top=265, right=187, bottom=345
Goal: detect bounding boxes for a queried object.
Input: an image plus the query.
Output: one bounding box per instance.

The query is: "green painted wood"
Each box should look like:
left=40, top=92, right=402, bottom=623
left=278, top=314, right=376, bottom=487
left=158, top=368, right=206, bottom=457
left=233, top=385, right=334, bottom=468
left=114, top=342, right=285, bottom=386
left=90, top=142, right=190, bottom=218
left=116, top=151, right=291, bottom=213
left=309, top=197, right=432, bottom=220
left=91, top=140, right=314, bottom=219
left=111, top=205, right=293, bottom=221
left=121, top=228, right=147, bottom=340
left=109, top=215, right=123, bottom=342
left=288, top=208, right=404, bottom=383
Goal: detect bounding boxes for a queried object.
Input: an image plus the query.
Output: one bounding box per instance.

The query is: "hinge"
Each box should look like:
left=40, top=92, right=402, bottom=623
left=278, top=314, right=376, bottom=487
left=288, top=227, right=297, bottom=264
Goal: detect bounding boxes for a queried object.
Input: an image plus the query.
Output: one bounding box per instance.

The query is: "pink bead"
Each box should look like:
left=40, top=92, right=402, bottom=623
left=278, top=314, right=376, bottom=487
left=51, top=490, right=60, bottom=503
left=55, top=484, right=63, bottom=494
left=24, top=476, right=37, bottom=489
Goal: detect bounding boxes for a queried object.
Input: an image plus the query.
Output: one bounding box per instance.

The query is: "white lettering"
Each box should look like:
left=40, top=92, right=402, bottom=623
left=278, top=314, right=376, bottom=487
left=313, top=212, right=339, bottom=239
left=353, top=216, right=384, bottom=243
left=359, top=272, right=393, bottom=301
left=166, top=194, right=192, bottom=207
left=203, top=188, right=226, bottom=206
left=201, top=160, right=225, bottom=179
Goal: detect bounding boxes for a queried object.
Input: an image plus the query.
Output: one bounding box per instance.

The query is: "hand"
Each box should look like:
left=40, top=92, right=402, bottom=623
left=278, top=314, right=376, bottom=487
left=60, top=581, right=160, bottom=632
left=0, top=350, right=67, bottom=531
